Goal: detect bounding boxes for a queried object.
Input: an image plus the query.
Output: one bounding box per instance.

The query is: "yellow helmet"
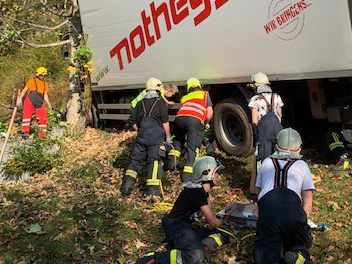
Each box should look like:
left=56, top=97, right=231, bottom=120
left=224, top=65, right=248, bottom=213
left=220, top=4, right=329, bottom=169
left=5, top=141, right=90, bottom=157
left=36, top=67, right=48, bottom=76
left=186, top=77, right=202, bottom=92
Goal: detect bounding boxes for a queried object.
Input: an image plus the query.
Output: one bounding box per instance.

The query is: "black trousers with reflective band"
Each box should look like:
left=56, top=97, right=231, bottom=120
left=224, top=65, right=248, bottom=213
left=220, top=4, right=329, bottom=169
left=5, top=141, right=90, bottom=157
left=326, top=129, right=347, bottom=161
left=254, top=188, right=312, bottom=264
left=170, top=116, right=202, bottom=182
left=127, top=127, right=163, bottom=194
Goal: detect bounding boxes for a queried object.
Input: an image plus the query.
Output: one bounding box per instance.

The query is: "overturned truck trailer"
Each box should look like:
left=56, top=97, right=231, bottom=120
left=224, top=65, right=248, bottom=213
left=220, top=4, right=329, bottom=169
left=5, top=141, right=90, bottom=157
left=78, top=0, right=352, bottom=156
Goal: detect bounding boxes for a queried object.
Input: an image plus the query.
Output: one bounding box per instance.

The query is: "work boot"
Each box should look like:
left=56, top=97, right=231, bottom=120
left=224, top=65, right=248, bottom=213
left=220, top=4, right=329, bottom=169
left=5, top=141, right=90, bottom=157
left=135, top=252, right=156, bottom=264
left=284, top=251, right=307, bottom=264
left=120, top=176, right=136, bottom=197
left=333, top=154, right=350, bottom=171
left=146, top=186, right=161, bottom=196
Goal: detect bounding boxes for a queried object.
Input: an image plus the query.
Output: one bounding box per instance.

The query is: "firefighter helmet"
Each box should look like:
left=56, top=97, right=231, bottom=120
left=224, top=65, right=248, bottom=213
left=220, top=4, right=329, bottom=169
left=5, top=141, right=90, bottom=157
left=192, top=156, right=224, bottom=184
left=146, top=77, right=163, bottom=91
left=187, top=77, right=202, bottom=92
left=276, top=128, right=302, bottom=153
left=251, top=72, right=270, bottom=86
left=36, top=67, right=48, bottom=76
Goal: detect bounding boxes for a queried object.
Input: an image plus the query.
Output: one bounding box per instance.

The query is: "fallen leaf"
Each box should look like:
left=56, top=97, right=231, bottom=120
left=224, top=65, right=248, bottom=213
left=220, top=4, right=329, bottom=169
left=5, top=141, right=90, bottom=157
left=26, top=223, right=45, bottom=234
left=135, top=239, right=148, bottom=249
left=327, top=201, right=341, bottom=210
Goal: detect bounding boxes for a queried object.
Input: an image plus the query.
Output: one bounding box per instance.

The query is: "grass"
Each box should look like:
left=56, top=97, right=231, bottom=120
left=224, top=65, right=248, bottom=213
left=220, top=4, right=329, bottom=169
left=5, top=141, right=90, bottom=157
left=0, top=128, right=351, bottom=263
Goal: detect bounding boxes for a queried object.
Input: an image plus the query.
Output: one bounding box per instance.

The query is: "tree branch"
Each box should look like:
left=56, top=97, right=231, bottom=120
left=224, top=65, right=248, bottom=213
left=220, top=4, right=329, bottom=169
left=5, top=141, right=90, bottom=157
left=0, top=31, right=72, bottom=47
left=14, top=38, right=72, bottom=48
left=7, top=17, right=69, bottom=30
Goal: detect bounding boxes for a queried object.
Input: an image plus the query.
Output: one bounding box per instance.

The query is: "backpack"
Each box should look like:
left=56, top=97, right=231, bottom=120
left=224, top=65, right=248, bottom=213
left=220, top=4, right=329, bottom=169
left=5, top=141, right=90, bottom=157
left=257, top=93, right=283, bottom=160
left=28, top=78, right=46, bottom=108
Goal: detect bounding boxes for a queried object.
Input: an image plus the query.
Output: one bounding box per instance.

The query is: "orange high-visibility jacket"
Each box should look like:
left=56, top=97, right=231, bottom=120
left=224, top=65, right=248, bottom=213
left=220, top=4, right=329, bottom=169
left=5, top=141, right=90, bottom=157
left=176, top=90, right=208, bottom=121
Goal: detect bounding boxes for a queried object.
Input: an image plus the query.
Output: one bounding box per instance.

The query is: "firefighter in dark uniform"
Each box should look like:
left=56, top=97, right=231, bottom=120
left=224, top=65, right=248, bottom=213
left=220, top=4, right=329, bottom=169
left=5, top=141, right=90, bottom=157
left=136, top=156, right=235, bottom=264
left=326, top=105, right=352, bottom=171
left=120, top=77, right=172, bottom=197
left=254, top=128, right=315, bottom=264
left=167, top=78, right=213, bottom=182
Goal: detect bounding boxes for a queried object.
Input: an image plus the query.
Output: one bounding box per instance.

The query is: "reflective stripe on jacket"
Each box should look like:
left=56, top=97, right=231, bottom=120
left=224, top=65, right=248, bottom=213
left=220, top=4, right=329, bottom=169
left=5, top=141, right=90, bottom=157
left=176, top=90, right=207, bottom=121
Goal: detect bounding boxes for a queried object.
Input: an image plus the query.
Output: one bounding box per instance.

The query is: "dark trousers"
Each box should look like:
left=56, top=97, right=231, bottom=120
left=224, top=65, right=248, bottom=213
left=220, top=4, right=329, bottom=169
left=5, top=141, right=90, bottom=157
left=257, top=116, right=282, bottom=161
left=254, top=189, right=312, bottom=264
left=127, top=137, right=162, bottom=195
left=169, top=116, right=202, bottom=182
left=326, top=129, right=347, bottom=161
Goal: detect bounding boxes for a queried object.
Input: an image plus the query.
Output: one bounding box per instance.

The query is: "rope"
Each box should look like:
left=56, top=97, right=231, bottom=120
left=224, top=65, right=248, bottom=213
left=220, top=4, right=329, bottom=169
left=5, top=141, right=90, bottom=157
left=216, top=227, right=239, bottom=242
left=236, top=233, right=256, bottom=252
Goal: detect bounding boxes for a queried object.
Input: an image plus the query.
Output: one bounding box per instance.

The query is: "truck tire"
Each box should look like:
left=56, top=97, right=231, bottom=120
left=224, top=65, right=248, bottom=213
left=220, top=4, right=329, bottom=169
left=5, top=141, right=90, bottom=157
left=213, top=99, right=253, bottom=156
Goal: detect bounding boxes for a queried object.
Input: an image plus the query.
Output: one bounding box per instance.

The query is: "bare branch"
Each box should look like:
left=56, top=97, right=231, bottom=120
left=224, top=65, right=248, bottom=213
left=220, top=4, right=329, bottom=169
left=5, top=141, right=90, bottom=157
left=6, top=17, right=69, bottom=30
left=13, top=38, right=72, bottom=48
left=0, top=31, right=72, bottom=48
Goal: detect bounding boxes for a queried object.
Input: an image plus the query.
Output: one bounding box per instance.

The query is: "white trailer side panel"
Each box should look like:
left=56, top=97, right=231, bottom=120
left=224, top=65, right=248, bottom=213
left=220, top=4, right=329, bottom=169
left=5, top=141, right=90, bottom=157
left=79, top=0, right=352, bottom=87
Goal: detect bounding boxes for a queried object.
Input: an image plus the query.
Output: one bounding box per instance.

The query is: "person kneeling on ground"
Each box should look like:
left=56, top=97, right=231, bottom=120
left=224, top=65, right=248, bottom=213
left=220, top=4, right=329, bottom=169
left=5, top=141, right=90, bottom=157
left=254, top=128, right=315, bottom=264
left=136, top=156, right=235, bottom=264
left=120, top=77, right=172, bottom=197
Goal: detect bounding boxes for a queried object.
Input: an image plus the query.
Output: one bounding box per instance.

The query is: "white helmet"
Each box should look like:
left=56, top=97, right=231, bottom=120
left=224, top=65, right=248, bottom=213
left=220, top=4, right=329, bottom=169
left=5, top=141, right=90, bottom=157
left=276, top=128, right=302, bottom=154
left=146, top=77, right=163, bottom=91
left=192, top=156, right=224, bottom=185
left=251, top=72, right=270, bottom=86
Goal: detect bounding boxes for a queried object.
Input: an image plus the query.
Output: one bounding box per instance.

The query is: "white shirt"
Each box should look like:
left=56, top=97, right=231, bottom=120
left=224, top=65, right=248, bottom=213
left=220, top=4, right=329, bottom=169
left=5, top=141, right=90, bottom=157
left=256, top=158, right=315, bottom=201
left=248, top=93, right=284, bottom=122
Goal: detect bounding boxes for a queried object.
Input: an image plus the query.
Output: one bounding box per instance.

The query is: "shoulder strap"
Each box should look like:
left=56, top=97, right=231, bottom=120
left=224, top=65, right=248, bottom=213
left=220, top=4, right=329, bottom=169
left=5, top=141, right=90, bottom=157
left=33, top=78, right=38, bottom=92
left=270, top=93, right=276, bottom=112
left=258, top=94, right=271, bottom=113
left=148, top=98, right=160, bottom=117
left=33, top=78, right=46, bottom=94
left=142, top=98, right=160, bottom=118
left=271, top=158, right=297, bottom=187
left=282, top=159, right=296, bottom=187
left=271, top=158, right=282, bottom=188
left=141, top=100, right=147, bottom=118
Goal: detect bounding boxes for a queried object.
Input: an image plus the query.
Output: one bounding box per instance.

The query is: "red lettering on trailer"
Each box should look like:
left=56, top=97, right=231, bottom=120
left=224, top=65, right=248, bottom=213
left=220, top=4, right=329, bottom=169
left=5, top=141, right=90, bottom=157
left=170, top=0, right=189, bottom=25
left=265, top=0, right=312, bottom=41
left=110, top=0, right=229, bottom=71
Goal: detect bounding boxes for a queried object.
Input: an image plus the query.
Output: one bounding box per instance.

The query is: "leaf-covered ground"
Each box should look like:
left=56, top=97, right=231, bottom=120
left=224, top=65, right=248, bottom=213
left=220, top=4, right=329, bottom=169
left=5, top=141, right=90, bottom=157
left=0, top=128, right=351, bottom=263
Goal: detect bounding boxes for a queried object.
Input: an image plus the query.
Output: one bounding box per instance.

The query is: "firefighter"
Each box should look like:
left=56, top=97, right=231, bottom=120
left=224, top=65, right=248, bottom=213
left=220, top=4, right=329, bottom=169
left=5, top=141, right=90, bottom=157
left=16, top=67, right=52, bottom=139
left=120, top=77, right=172, bottom=197
left=135, top=156, right=235, bottom=264
left=326, top=105, right=352, bottom=170
left=248, top=72, right=284, bottom=194
left=254, top=128, right=315, bottom=264
left=167, top=78, right=213, bottom=182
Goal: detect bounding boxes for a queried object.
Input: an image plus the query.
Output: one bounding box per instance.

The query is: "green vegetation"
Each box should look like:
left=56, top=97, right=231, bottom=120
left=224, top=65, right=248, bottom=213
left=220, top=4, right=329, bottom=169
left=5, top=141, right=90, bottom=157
left=2, top=138, right=61, bottom=177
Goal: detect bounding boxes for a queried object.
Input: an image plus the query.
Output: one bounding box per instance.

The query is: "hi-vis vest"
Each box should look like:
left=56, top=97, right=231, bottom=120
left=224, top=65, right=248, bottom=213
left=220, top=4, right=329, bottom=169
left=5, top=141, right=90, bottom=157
left=176, top=90, right=207, bottom=121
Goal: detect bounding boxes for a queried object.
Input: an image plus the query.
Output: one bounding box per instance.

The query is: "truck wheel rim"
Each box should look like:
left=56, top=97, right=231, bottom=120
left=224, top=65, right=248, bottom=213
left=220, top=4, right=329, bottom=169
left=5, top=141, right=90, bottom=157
left=220, top=112, right=244, bottom=148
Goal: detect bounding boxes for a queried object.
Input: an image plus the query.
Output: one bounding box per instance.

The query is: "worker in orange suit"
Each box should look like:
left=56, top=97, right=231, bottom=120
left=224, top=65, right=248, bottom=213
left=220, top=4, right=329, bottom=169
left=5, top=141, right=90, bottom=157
left=17, top=67, right=52, bottom=139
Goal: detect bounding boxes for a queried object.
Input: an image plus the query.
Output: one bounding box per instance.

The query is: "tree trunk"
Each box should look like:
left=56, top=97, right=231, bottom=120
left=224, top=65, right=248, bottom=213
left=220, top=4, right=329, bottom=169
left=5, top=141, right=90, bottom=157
left=65, top=0, right=86, bottom=136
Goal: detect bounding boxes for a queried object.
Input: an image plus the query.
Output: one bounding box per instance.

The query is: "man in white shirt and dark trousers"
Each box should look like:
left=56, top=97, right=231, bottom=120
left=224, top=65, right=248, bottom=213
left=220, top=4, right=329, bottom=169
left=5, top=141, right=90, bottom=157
left=248, top=72, right=284, bottom=194
left=254, top=128, right=315, bottom=264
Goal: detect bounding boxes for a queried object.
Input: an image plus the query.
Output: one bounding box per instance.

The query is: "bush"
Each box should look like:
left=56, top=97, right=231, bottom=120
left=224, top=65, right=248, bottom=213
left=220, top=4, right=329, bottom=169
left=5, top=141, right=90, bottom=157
left=2, top=138, right=61, bottom=176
